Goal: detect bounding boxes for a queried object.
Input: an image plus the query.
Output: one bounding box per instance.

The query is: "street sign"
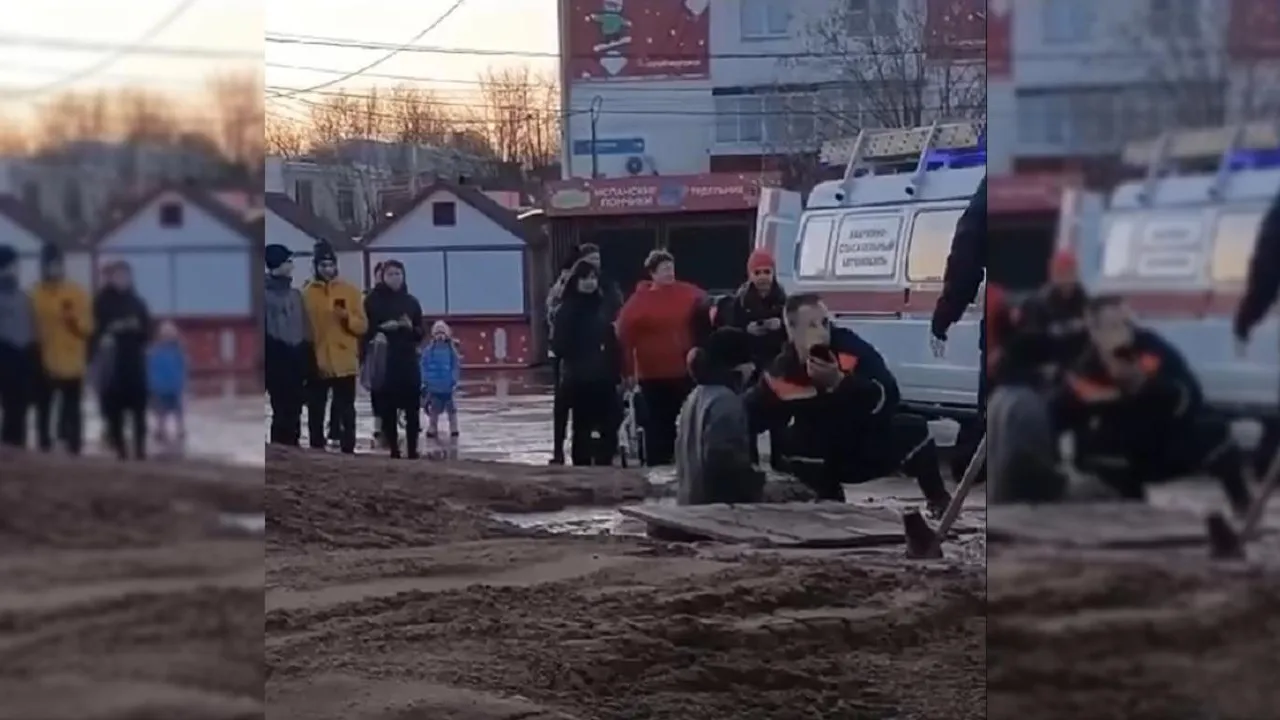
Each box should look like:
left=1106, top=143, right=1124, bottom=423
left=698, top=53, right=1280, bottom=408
left=572, top=138, right=646, bottom=156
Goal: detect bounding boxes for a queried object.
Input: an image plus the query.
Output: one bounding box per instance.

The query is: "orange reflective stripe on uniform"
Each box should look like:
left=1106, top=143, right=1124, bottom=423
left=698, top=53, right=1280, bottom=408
left=835, top=352, right=858, bottom=373
left=763, top=373, right=819, bottom=400
left=1065, top=373, right=1121, bottom=402
left=1138, top=352, right=1161, bottom=375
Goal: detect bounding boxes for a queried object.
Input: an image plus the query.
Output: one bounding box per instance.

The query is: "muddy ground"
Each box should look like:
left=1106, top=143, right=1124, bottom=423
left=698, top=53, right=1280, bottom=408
left=0, top=450, right=263, bottom=720
left=265, top=446, right=985, bottom=720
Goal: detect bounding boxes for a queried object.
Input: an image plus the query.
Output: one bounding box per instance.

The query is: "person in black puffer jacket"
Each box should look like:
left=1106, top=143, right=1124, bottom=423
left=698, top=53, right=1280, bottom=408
left=91, top=260, right=153, bottom=460
left=362, top=260, right=425, bottom=459
left=551, top=259, right=622, bottom=466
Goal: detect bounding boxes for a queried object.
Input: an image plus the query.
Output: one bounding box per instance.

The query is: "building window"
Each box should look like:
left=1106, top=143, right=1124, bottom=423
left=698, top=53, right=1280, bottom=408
left=714, top=90, right=831, bottom=147
left=63, top=181, right=83, bottom=226
left=845, top=0, right=897, bottom=37
left=740, top=0, right=789, bottom=39
left=432, top=200, right=457, bottom=227
left=294, top=179, right=313, bottom=213
left=1041, top=0, right=1096, bottom=44
left=337, top=188, right=355, bottom=224
left=1149, top=0, right=1199, bottom=39
left=159, top=201, right=184, bottom=228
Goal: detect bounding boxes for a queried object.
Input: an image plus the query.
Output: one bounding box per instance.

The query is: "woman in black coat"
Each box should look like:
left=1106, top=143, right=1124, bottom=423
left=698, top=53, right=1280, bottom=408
left=551, top=260, right=621, bottom=466
left=91, top=261, right=153, bottom=460
left=362, top=260, right=425, bottom=458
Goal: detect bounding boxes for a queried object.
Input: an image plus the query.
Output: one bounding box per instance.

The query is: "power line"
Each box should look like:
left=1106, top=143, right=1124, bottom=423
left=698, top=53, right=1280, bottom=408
left=1, top=0, right=203, bottom=102
left=0, top=33, right=258, bottom=59
left=267, top=0, right=470, bottom=100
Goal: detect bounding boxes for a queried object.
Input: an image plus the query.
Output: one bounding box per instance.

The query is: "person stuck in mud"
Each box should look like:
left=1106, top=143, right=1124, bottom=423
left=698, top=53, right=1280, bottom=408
left=723, top=248, right=788, bottom=467
left=676, top=327, right=765, bottom=505
left=263, top=244, right=313, bottom=447
left=616, top=250, right=706, bottom=466
left=421, top=319, right=462, bottom=439
left=746, top=294, right=953, bottom=515
left=302, top=241, right=367, bottom=454
left=91, top=260, right=154, bottom=460
left=362, top=260, right=425, bottom=459
left=552, top=259, right=623, bottom=466
left=0, top=245, right=36, bottom=448
left=1058, top=295, right=1252, bottom=515
left=29, top=242, right=92, bottom=454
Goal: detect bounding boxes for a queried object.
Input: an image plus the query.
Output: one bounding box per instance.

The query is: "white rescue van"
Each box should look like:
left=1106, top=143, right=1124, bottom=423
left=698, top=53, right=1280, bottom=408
left=1085, top=123, right=1280, bottom=415
left=755, top=122, right=985, bottom=421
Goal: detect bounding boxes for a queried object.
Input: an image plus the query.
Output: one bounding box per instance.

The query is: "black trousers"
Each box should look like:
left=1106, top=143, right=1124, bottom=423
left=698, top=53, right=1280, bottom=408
left=267, top=377, right=305, bottom=447
left=102, top=383, right=147, bottom=460
left=551, top=359, right=570, bottom=459
left=785, top=413, right=949, bottom=504
left=35, top=375, right=84, bottom=454
left=638, top=377, right=692, bottom=466
left=567, top=380, right=618, bottom=466
left=0, top=346, right=33, bottom=449
left=308, top=375, right=357, bottom=454
left=373, top=387, right=421, bottom=458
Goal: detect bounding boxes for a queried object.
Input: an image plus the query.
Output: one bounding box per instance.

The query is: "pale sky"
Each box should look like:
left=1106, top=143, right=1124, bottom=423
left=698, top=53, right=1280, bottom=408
left=0, top=0, right=261, bottom=108
left=265, top=0, right=559, bottom=121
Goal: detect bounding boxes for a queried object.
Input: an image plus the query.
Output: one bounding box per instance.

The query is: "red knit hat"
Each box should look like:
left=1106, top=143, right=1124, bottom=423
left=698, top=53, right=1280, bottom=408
left=747, top=248, right=775, bottom=273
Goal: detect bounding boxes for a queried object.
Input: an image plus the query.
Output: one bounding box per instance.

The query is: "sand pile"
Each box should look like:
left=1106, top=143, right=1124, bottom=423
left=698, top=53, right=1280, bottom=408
left=988, top=549, right=1280, bottom=720
left=0, top=450, right=263, bottom=720
left=265, top=446, right=651, bottom=550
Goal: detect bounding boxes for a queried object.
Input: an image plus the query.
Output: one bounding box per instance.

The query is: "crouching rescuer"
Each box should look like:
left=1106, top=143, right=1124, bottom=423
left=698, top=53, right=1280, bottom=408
left=675, top=327, right=765, bottom=505
left=746, top=294, right=953, bottom=515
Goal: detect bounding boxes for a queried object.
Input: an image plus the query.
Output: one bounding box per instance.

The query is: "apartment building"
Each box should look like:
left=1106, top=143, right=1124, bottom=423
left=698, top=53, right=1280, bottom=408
left=987, top=0, right=1280, bottom=174
left=557, top=0, right=984, bottom=180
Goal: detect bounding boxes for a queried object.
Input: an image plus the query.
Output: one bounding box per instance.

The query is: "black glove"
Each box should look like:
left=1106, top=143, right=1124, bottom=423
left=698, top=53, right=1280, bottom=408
left=930, top=311, right=949, bottom=341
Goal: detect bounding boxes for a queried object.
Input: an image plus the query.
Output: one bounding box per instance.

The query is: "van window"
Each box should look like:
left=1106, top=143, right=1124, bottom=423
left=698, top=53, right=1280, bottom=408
left=906, top=209, right=963, bottom=282
left=832, top=213, right=902, bottom=279
left=796, top=216, right=835, bottom=278
left=1209, top=209, right=1264, bottom=284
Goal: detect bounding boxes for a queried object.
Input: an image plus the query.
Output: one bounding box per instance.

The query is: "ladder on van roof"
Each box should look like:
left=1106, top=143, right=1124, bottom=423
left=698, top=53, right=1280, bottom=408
left=1122, top=121, right=1280, bottom=204
left=821, top=121, right=984, bottom=203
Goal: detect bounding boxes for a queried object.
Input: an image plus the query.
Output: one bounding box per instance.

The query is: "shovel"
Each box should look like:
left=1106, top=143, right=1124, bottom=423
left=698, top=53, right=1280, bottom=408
left=1208, top=444, right=1280, bottom=560
left=906, top=434, right=986, bottom=559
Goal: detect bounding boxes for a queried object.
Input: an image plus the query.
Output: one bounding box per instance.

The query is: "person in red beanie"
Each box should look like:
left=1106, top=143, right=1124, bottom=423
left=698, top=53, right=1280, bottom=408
left=1020, top=248, right=1090, bottom=377
left=616, top=250, right=706, bottom=465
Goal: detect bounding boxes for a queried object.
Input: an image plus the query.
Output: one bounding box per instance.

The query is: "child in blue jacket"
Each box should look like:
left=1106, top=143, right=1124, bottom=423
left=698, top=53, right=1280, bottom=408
left=147, top=320, right=188, bottom=445
left=420, top=320, right=461, bottom=438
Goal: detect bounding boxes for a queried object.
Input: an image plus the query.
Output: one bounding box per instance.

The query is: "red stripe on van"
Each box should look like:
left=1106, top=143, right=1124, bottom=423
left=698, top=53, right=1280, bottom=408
left=1207, top=290, right=1244, bottom=315
left=815, top=288, right=954, bottom=315
left=1115, top=291, right=1211, bottom=318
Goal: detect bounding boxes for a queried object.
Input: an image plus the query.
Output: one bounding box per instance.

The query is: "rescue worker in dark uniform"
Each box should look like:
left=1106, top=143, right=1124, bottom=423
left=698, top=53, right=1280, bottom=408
left=1060, top=295, right=1252, bottom=515
left=747, top=293, right=953, bottom=515
left=724, top=248, right=788, bottom=466
left=263, top=244, right=312, bottom=446
left=930, top=176, right=987, bottom=480
left=91, top=261, right=153, bottom=460
left=362, top=260, right=425, bottom=459
left=0, top=245, right=36, bottom=448
left=1234, top=190, right=1280, bottom=476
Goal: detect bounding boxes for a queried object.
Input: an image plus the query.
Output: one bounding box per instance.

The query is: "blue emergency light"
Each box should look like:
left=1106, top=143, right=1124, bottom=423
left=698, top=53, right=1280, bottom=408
left=1226, top=148, right=1280, bottom=171
left=924, top=147, right=986, bottom=170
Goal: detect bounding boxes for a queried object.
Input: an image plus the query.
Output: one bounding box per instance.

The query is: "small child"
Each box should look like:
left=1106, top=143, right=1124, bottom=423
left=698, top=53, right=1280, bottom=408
left=147, top=320, right=188, bottom=446
left=420, top=320, right=461, bottom=438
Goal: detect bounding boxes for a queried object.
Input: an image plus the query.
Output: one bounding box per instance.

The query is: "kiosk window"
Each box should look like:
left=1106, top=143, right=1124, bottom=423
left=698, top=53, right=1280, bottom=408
left=1209, top=210, right=1264, bottom=283
left=796, top=216, right=835, bottom=277
left=906, top=208, right=963, bottom=282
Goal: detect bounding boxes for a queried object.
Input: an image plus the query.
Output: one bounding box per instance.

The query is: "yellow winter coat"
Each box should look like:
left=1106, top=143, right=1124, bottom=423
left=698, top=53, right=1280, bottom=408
left=302, top=278, right=368, bottom=378
left=29, top=280, right=94, bottom=380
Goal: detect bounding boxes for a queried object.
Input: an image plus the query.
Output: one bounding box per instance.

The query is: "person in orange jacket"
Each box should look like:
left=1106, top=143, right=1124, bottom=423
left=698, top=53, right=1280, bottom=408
left=29, top=243, right=93, bottom=454
left=616, top=249, right=706, bottom=465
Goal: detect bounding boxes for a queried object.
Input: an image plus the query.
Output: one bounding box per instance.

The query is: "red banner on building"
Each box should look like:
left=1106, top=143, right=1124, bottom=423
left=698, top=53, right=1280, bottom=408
left=544, top=173, right=780, bottom=216
left=923, top=0, right=986, bottom=62
left=987, top=0, right=1012, bottom=78
left=1228, top=0, right=1280, bottom=60
left=564, top=0, right=710, bottom=81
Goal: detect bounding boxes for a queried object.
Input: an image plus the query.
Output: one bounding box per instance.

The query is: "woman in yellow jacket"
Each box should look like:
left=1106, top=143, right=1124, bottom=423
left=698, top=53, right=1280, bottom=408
left=301, top=242, right=367, bottom=454
left=28, top=244, right=93, bottom=454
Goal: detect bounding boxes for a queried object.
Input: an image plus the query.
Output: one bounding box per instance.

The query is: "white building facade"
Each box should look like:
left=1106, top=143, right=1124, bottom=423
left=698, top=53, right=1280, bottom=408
left=986, top=0, right=1280, bottom=174
left=558, top=0, right=985, bottom=180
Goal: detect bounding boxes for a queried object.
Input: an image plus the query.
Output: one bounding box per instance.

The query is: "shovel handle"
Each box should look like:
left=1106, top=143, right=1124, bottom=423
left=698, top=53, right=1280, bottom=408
left=1240, top=444, right=1280, bottom=539
left=930, top=434, right=986, bottom=550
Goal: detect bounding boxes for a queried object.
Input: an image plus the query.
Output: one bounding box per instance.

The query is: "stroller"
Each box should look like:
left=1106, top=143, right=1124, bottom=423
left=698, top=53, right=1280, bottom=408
left=617, top=387, right=647, bottom=468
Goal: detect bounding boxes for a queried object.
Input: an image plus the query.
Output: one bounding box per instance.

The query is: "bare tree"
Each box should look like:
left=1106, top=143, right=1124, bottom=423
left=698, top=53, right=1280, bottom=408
left=0, top=114, right=28, bottom=154
left=206, top=71, right=265, bottom=167
left=466, top=65, right=562, bottom=169
left=28, top=91, right=114, bottom=149
left=794, top=0, right=985, bottom=134
left=385, top=84, right=456, bottom=145
left=1114, top=5, right=1279, bottom=130
left=265, top=114, right=307, bottom=157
